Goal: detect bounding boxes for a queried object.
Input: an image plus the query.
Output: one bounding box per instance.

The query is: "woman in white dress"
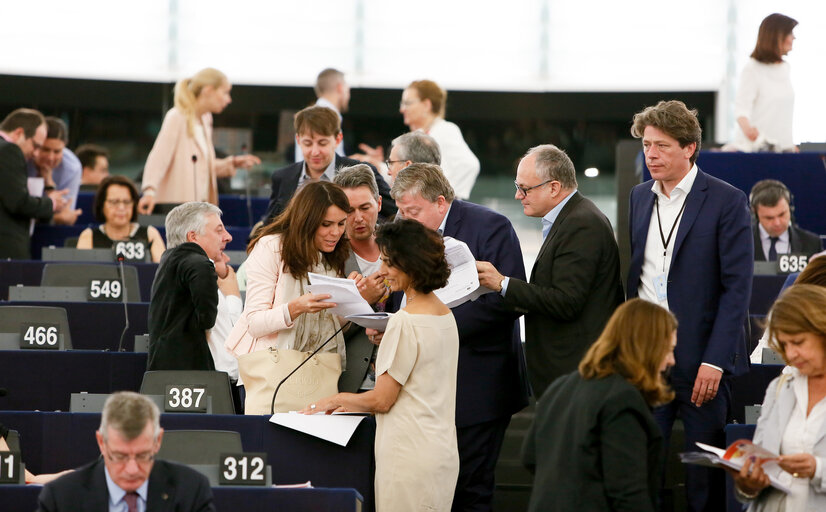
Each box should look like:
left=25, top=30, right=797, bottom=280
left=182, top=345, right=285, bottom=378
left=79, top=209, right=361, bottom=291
left=731, top=13, right=798, bottom=153
left=303, top=219, right=459, bottom=512
left=732, top=284, right=826, bottom=511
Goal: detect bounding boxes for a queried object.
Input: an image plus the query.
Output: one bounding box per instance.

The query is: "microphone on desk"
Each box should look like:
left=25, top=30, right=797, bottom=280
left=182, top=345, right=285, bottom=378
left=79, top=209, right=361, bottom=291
left=192, top=154, right=198, bottom=202
left=270, top=324, right=346, bottom=414
left=241, top=144, right=254, bottom=227
left=115, top=252, right=130, bottom=352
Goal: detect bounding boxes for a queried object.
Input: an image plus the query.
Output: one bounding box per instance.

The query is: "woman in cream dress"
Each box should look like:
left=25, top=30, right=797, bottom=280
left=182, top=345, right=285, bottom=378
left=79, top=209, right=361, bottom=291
left=304, top=219, right=460, bottom=512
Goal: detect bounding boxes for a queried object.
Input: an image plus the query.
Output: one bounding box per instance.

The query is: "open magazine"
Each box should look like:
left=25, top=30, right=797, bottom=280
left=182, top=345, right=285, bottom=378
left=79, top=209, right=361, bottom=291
left=679, top=439, right=790, bottom=493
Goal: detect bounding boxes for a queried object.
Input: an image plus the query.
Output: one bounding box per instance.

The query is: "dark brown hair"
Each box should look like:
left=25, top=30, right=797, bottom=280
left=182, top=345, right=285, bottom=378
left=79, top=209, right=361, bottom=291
left=751, top=13, right=798, bottom=64
left=0, top=108, right=46, bottom=138
left=579, top=298, right=677, bottom=406
left=375, top=219, right=449, bottom=295
left=249, top=181, right=352, bottom=279
left=794, top=256, right=826, bottom=288
left=94, top=175, right=139, bottom=223
left=45, top=116, right=68, bottom=143
left=631, top=100, right=703, bottom=165
left=75, top=144, right=109, bottom=169
left=294, top=105, right=340, bottom=138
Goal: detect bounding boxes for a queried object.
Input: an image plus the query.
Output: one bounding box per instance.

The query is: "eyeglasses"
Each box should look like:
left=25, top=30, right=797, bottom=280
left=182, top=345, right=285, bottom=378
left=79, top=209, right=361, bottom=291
left=384, top=160, right=407, bottom=168
left=514, top=180, right=553, bottom=196
left=399, top=99, right=419, bottom=109
left=106, top=199, right=134, bottom=208
left=104, top=445, right=155, bottom=465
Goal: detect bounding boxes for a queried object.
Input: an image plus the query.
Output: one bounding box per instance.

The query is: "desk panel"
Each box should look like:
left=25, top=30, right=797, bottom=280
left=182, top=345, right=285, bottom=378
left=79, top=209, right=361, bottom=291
left=5, top=301, right=149, bottom=351
left=0, top=411, right=375, bottom=511
left=0, top=351, right=146, bottom=411
left=1, top=485, right=362, bottom=512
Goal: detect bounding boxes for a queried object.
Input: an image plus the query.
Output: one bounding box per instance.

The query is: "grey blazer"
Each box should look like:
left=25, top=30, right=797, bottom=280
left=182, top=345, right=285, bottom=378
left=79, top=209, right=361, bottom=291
left=742, top=370, right=826, bottom=510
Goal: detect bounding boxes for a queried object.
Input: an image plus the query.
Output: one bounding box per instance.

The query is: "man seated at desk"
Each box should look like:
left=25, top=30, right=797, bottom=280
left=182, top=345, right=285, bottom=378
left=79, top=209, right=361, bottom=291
left=37, top=391, right=214, bottom=512
left=750, top=179, right=821, bottom=262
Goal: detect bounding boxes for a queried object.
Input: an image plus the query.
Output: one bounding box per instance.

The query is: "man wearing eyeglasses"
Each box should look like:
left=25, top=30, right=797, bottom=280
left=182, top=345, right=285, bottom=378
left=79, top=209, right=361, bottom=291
left=37, top=391, right=214, bottom=512
left=477, top=144, right=623, bottom=398
left=0, top=108, right=67, bottom=260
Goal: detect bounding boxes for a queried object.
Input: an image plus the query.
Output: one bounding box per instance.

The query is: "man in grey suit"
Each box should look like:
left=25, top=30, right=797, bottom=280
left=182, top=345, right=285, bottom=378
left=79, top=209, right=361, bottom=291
left=333, top=164, right=390, bottom=392
left=37, top=392, right=214, bottom=512
left=477, top=144, right=623, bottom=398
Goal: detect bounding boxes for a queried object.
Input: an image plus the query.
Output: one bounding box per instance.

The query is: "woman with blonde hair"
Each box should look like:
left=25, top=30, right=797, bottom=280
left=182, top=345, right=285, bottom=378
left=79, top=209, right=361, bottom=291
left=732, top=284, right=826, bottom=510
left=522, top=298, right=677, bottom=511
left=139, top=67, right=260, bottom=213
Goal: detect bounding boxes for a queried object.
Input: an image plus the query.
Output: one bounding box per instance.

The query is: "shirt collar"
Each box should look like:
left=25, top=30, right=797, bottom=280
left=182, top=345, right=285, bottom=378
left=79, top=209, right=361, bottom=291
left=651, top=164, right=698, bottom=200
left=437, top=202, right=453, bottom=235
left=0, top=131, right=13, bottom=143
left=104, top=464, right=148, bottom=507
left=758, top=223, right=789, bottom=243
left=541, top=189, right=577, bottom=239
left=315, top=97, right=342, bottom=118
left=300, top=158, right=337, bottom=185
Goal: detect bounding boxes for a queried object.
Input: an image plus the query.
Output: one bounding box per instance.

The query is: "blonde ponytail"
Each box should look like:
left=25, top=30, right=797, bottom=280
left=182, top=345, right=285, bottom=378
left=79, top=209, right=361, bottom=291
left=173, top=68, right=228, bottom=137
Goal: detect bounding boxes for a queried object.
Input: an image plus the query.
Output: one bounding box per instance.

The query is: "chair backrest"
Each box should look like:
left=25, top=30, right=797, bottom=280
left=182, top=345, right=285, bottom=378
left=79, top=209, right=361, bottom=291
left=156, top=430, right=243, bottom=465
left=0, top=305, right=72, bottom=350
left=41, top=263, right=142, bottom=302
left=138, top=214, right=168, bottom=228
left=64, top=236, right=79, bottom=248
left=42, top=247, right=115, bottom=262
left=6, top=429, right=21, bottom=453
left=140, top=371, right=235, bottom=415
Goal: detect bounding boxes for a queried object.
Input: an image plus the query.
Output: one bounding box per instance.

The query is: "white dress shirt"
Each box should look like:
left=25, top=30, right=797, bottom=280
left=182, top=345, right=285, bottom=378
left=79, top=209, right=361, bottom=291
left=207, top=289, right=242, bottom=382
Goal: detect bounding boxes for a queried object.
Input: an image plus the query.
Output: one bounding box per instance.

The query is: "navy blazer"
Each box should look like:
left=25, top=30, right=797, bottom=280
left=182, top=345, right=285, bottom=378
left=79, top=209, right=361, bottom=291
left=37, top=458, right=215, bottom=512
left=389, top=200, right=529, bottom=427
left=627, top=169, right=753, bottom=378
left=264, top=155, right=396, bottom=223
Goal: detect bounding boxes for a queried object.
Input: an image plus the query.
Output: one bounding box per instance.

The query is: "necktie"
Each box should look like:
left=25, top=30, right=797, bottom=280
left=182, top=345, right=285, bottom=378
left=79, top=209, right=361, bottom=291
left=124, top=491, right=139, bottom=512
left=768, top=236, right=779, bottom=261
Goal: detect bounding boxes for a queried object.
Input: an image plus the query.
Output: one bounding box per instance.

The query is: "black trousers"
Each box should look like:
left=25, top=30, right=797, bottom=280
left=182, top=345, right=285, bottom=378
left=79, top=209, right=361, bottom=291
left=452, top=416, right=511, bottom=512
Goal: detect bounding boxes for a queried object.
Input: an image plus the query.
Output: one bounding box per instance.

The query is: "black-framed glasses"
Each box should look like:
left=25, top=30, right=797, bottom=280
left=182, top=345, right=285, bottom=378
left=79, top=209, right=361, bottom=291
left=385, top=160, right=407, bottom=168
left=514, top=180, right=553, bottom=196
left=105, top=199, right=134, bottom=208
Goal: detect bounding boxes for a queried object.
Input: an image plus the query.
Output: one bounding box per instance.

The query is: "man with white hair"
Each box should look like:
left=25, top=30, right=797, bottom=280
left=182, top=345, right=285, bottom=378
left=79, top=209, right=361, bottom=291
left=37, top=391, right=214, bottom=512
left=147, top=202, right=232, bottom=371
left=385, top=131, right=442, bottom=182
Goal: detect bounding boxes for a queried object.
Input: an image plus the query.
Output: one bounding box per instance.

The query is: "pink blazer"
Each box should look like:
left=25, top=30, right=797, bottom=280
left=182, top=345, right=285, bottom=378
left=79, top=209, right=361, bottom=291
left=142, top=108, right=231, bottom=205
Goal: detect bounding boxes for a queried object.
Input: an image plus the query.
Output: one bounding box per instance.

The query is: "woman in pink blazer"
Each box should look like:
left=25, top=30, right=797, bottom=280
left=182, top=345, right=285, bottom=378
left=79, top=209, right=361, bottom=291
left=139, top=67, right=260, bottom=214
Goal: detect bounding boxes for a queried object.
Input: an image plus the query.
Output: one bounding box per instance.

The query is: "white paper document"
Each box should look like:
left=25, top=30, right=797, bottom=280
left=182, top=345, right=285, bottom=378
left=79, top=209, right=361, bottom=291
left=680, top=442, right=790, bottom=494
left=432, top=237, right=495, bottom=309
left=307, top=273, right=374, bottom=317
left=27, top=177, right=45, bottom=235
left=269, top=412, right=367, bottom=447
left=345, top=312, right=392, bottom=331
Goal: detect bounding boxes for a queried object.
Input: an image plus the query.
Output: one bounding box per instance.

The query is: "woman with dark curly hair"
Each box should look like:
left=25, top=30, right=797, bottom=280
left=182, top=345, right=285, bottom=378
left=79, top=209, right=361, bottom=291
left=303, top=219, right=459, bottom=512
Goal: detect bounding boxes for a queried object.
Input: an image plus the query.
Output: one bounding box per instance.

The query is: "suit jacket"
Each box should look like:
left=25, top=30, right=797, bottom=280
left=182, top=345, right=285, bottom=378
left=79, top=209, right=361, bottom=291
left=503, top=192, right=623, bottom=398
left=0, top=138, right=53, bottom=259
left=264, top=155, right=396, bottom=223
left=148, top=243, right=219, bottom=371
left=742, top=370, right=826, bottom=510
left=338, top=250, right=378, bottom=393
left=522, top=372, right=663, bottom=512
left=388, top=200, right=529, bottom=427
left=37, top=458, right=215, bottom=512
left=627, top=169, right=753, bottom=378
left=752, top=223, right=822, bottom=261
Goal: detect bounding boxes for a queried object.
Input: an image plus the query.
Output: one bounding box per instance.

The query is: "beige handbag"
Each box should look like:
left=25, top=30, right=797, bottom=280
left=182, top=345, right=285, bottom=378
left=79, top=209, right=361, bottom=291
left=238, top=346, right=341, bottom=414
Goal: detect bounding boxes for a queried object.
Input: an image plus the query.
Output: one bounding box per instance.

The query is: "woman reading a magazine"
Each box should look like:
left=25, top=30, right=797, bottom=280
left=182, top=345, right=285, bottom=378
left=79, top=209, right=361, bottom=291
left=521, top=298, right=677, bottom=511
left=732, top=284, right=826, bottom=510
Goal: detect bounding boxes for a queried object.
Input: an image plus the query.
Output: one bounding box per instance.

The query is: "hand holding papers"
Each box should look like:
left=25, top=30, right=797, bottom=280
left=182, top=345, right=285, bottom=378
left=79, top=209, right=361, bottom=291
left=431, top=237, right=495, bottom=309
left=308, top=273, right=374, bottom=317
left=680, top=439, right=789, bottom=493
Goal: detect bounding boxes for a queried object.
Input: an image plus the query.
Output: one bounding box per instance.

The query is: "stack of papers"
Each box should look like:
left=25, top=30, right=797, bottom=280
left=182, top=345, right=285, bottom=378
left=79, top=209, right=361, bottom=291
left=269, top=412, right=368, bottom=447
left=307, top=273, right=374, bottom=317
left=430, top=237, right=494, bottom=309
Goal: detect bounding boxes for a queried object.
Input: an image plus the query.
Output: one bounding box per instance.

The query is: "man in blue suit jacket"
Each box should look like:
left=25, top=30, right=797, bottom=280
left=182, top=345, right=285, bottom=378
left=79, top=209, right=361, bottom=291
left=627, top=101, right=753, bottom=512
left=390, top=163, right=529, bottom=512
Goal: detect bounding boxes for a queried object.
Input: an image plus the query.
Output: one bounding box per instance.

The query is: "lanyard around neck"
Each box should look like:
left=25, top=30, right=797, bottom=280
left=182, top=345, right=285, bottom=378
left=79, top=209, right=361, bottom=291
left=655, top=195, right=687, bottom=272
